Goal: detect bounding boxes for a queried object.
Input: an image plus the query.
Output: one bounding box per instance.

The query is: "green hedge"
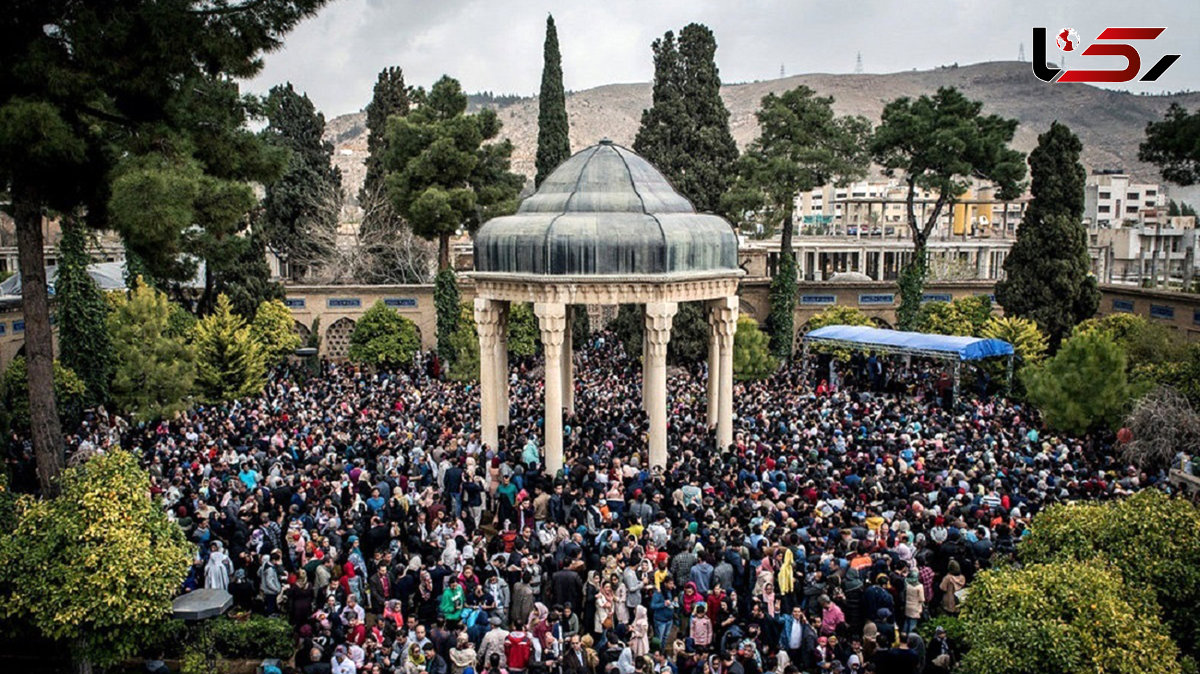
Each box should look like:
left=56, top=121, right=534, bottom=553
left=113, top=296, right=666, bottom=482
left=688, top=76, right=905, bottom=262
left=211, top=615, right=295, bottom=660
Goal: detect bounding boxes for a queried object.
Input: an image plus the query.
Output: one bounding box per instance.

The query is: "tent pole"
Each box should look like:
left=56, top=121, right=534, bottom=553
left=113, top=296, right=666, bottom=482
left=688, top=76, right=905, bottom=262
left=952, top=360, right=961, bottom=406
left=1005, top=354, right=1014, bottom=393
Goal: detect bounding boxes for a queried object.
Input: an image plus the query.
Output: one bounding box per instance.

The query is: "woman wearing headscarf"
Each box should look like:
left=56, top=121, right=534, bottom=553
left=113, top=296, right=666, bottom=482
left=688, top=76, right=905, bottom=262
left=595, top=580, right=615, bottom=633
left=903, top=569, right=925, bottom=635
left=939, top=561, right=966, bottom=615
left=204, top=541, right=233, bottom=590
left=630, top=605, right=650, bottom=657
left=287, top=570, right=316, bottom=626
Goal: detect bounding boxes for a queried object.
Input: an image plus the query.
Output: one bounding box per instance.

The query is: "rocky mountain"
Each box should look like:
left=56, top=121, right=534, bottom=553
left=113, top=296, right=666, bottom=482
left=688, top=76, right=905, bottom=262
left=325, top=61, right=1200, bottom=214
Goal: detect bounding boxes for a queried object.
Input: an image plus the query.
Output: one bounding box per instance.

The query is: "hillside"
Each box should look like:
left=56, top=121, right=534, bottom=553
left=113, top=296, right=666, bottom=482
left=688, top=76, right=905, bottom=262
left=325, top=61, right=1200, bottom=212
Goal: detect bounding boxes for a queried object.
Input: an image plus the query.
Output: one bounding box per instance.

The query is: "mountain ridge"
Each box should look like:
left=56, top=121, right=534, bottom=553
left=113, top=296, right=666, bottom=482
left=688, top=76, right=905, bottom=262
left=324, top=60, right=1200, bottom=214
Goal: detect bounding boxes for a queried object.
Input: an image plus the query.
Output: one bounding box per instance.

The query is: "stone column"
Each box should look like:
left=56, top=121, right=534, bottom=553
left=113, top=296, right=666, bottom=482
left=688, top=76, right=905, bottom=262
left=562, top=306, right=574, bottom=415
left=706, top=309, right=720, bottom=428
left=643, top=301, right=677, bottom=469
left=709, top=296, right=739, bottom=449
left=535, top=302, right=567, bottom=475
left=494, top=301, right=510, bottom=427
left=474, top=298, right=503, bottom=451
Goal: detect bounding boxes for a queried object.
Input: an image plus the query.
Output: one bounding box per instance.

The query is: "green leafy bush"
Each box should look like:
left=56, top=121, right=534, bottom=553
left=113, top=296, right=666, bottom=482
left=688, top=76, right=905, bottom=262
left=349, top=300, right=421, bottom=368
left=211, top=615, right=295, bottom=660
left=959, top=560, right=1179, bottom=674
left=0, top=357, right=86, bottom=432
left=1022, top=330, right=1130, bottom=434
left=1020, top=491, right=1200, bottom=655
left=733, top=316, right=777, bottom=380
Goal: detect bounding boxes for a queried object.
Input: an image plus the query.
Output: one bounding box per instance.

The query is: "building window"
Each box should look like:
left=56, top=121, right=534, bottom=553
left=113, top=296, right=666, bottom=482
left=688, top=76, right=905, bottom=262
left=1099, top=191, right=1111, bottom=199
left=1126, top=206, right=1139, bottom=214
left=1098, top=205, right=1111, bottom=213
left=1127, top=192, right=1139, bottom=200
left=1146, top=189, right=1157, bottom=196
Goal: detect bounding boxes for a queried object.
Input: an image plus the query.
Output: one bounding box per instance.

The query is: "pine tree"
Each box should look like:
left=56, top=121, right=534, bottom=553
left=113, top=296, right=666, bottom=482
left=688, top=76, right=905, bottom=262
left=0, top=2, right=323, bottom=494
left=193, top=294, right=268, bottom=403
left=261, top=82, right=343, bottom=281
left=383, top=75, right=523, bottom=270
left=535, top=15, right=571, bottom=187
left=733, top=316, right=777, bottom=380
left=251, top=298, right=302, bottom=364
left=108, top=282, right=196, bottom=423
left=996, top=121, right=1098, bottom=346
left=55, top=218, right=112, bottom=407
left=361, top=66, right=411, bottom=236
left=633, top=24, right=737, bottom=213
left=722, top=86, right=871, bottom=357
left=871, top=88, right=1026, bottom=329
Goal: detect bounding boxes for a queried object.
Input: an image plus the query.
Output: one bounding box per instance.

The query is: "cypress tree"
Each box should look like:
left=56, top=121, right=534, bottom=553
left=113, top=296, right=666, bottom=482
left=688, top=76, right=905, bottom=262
left=362, top=66, right=410, bottom=206
left=634, top=24, right=736, bottom=213
left=261, top=82, right=343, bottom=281
left=54, top=218, right=112, bottom=408
left=996, top=121, right=1099, bottom=346
left=535, top=15, right=570, bottom=187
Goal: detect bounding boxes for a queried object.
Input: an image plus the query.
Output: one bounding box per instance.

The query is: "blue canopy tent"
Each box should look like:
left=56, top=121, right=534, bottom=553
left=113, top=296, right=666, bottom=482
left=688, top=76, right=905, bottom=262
left=800, top=324, right=1016, bottom=397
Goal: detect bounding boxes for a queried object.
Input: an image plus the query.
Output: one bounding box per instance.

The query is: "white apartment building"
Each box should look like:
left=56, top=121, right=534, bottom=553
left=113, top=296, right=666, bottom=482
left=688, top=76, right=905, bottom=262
left=1091, top=215, right=1198, bottom=286
left=1084, top=171, right=1167, bottom=227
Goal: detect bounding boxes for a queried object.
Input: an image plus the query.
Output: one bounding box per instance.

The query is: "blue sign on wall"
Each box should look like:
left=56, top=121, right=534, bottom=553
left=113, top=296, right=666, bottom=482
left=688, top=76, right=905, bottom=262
left=858, top=294, right=895, bottom=306
left=921, top=293, right=953, bottom=303
left=284, top=298, right=306, bottom=309
left=975, top=293, right=996, bottom=303
left=12, top=320, right=23, bottom=333
left=327, top=298, right=362, bottom=309
left=384, top=298, right=418, bottom=309
left=800, top=294, right=837, bottom=306
left=1112, top=299, right=1134, bottom=313
left=0, top=323, right=6, bottom=336
left=1194, top=310, right=1200, bottom=326
left=1149, top=304, right=1175, bottom=320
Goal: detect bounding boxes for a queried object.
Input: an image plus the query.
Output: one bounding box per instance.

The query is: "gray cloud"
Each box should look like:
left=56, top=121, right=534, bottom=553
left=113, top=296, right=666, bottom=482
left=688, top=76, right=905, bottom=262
left=243, top=0, right=1200, bottom=117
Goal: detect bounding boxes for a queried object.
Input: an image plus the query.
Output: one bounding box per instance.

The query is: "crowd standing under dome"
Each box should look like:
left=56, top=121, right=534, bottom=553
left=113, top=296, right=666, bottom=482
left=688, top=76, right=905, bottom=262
left=46, top=330, right=1161, bottom=674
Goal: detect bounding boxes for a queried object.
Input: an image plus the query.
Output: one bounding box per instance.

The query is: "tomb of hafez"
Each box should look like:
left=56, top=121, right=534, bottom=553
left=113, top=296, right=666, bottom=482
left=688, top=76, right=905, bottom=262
left=469, top=140, right=743, bottom=472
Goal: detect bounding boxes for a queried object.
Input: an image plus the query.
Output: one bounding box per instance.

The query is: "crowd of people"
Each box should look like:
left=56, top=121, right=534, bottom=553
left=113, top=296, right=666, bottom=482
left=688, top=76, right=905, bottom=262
left=49, top=330, right=1165, bottom=674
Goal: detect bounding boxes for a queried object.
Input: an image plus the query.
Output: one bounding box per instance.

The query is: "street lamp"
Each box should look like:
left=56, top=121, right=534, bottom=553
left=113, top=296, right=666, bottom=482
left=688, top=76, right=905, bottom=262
left=172, top=588, right=232, bottom=673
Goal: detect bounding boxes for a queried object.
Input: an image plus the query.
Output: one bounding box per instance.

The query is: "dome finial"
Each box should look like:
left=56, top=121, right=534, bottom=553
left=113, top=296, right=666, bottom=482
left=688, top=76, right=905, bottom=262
left=598, top=137, right=613, bottom=145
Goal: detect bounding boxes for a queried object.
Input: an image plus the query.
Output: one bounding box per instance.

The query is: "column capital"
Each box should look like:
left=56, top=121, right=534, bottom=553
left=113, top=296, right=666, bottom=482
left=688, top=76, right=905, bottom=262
left=535, top=302, right=567, bottom=348
left=474, top=297, right=504, bottom=342
left=708, top=296, right=739, bottom=345
left=643, top=302, right=677, bottom=359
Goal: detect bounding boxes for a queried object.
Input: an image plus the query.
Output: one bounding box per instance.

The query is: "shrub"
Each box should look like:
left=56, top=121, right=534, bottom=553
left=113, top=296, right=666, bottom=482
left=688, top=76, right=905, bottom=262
left=959, top=560, right=1179, bottom=674
left=251, top=299, right=302, bottom=364
left=733, top=316, right=777, bottom=380
left=348, top=300, right=420, bottom=368
left=211, top=615, right=295, bottom=660
left=1020, top=490, right=1200, bottom=655
left=1022, top=330, right=1130, bottom=434
left=0, top=357, right=86, bottom=433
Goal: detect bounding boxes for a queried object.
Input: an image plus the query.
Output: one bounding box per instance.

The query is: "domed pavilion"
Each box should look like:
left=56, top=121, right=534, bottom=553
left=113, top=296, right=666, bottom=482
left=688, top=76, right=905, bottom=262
left=469, top=140, right=744, bottom=471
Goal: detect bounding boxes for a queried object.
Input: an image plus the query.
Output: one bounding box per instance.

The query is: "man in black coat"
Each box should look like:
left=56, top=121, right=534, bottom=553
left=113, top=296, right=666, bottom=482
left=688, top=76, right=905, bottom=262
left=552, top=566, right=584, bottom=610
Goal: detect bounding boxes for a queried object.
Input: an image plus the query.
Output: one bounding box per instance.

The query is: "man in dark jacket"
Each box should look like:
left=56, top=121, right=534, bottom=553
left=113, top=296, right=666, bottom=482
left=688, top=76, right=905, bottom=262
left=424, top=643, right=449, bottom=674
left=553, top=567, right=584, bottom=610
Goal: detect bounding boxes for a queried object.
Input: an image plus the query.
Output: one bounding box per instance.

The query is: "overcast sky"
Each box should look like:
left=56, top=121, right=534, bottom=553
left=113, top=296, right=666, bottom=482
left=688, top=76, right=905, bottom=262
left=243, top=0, right=1200, bottom=118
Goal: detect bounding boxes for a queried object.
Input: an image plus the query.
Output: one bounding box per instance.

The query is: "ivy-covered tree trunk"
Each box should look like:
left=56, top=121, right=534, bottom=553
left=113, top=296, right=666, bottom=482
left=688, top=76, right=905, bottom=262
left=434, top=268, right=460, bottom=362
left=57, top=218, right=114, bottom=409
left=13, top=183, right=63, bottom=495
left=897, top=233, right=928, bottom=331
left=768, top=249, right=797, bottom=360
